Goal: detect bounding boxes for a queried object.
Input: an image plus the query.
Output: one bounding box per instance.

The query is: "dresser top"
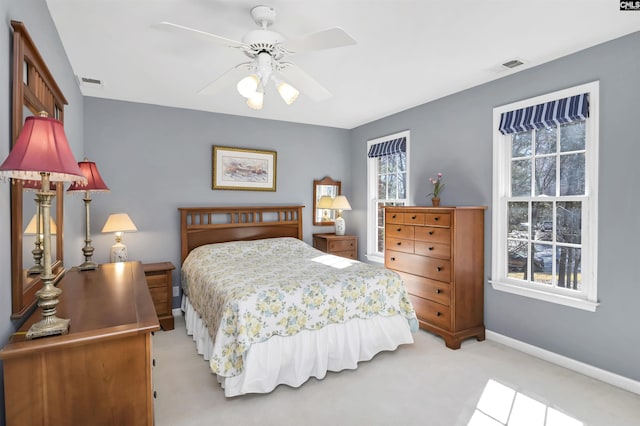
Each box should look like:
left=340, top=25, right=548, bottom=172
left=0, top=261, right=159, bottom=359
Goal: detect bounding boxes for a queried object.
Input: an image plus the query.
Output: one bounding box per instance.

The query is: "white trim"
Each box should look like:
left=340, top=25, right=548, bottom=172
left=491, top=81, right=599, bottom=309
left=365, top=130, right=410, bottom=259
left=489, top=280, right=599, bottom=312
left=486, top=330, right=640, bottom=396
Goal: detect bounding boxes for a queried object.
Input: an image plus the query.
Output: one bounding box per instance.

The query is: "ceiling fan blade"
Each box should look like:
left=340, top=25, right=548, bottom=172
left=198, top=63, right=253, bottom=95
left=282, top=27, right=356, bottom=54
left=156, top=22, right=246, bottom=49
left=279, top=63, right=332, bottom=101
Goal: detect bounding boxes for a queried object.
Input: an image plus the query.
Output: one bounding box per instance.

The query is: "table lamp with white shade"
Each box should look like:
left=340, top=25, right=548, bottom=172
left=0, top=113, right=86, bottom=339
left=332, top=195, right=352, bottom=236
left=317, top=195, right=334, bottom=222
left=102, top=213, right=138, bottom=262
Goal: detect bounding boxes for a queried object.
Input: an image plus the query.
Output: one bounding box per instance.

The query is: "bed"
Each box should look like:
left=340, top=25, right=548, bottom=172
left=179, top=205, right=418, bottom=397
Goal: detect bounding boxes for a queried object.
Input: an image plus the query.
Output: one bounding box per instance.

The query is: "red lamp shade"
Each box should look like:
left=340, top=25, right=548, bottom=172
left=67, top=160, right=110, bottom=192
left=0, top=115, right=85, bottom=184
left=21, top=179, right=56, bottom=191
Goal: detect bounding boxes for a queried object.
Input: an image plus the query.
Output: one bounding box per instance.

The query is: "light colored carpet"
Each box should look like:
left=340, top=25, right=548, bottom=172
left=153, top=315, right=640, bottom=426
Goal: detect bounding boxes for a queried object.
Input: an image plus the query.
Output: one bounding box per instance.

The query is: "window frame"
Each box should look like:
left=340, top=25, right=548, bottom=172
left=490, top=82, right=600, bottom=311
left=366, top=130, right=410, bottom=263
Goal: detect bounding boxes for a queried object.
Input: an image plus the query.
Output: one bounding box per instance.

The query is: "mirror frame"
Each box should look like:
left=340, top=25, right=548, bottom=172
left=10, top=21, right=68, bottom=319
left=313, top=176, right=341, bottom=226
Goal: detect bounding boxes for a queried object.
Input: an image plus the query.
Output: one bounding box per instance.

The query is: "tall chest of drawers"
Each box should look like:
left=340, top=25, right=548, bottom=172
left=385, top=206, right=486, bottom=349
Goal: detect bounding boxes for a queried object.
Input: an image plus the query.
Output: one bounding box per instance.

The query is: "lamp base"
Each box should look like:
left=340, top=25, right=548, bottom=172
left=110, top=242, right=128, bottom=263
left=26, top=316, right=70, bottom=340
left=77, top=260, right=98, bottom=271
left=335, top=216, right=346, bottom=236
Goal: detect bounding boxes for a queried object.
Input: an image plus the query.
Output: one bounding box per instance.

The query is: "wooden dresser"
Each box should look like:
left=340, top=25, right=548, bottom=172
left=313, top=233, right=358, bottom=259
left=384, top=206, right=486, bottom=349
left=0, top=262, right=160, bottom=426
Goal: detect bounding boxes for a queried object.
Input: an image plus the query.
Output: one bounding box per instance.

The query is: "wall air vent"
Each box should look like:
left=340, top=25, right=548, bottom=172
left=502, top=59, right=524, bottom=69
left=78, top=76, right=103, bottom=88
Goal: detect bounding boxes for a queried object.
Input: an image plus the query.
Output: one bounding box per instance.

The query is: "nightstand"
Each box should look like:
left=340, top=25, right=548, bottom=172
left=313, top=233, right=358, bottom=260
left=143, top=262, right=176, bottom=330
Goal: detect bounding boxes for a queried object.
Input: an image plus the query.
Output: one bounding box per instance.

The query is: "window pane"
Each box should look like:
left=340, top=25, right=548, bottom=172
left=378, top=156, right=388, bottom=174
left=397, top=172, right=406, bottom=199
left=398, top=152, right=407, bottom=172
left=508, top=202, right=529, bottom=236
left=507, top=239, right=529, bottom=279
left=532, top=202, right=553, bottom=242
left=387, top=155, right=398, bottom=173
left=378, top=174, right=387, bottom=199
left=511, top=160, right=531, bottom=196
left=388, top=174, right=398, bottom=199
left=557, top=202, right=581, bottom=244
left=560, top=121, right=585, bottom=152
left=511, top=131, right=532, bottom=157
left=377, top=227, right=385, bottom=252
left=560, top=153, right=585, bottom=196
left=535, top=156, right=556, bottom=196
left=556, top=246, right=581, bottom=290
left=535, top=126, right=557, bottom=155
left=531, top=243, right=551, bottom=284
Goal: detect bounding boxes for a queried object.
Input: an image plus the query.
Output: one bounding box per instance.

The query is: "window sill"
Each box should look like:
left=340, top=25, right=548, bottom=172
left=489, top=280, right=600, bottom=312
left=365, top=253, right=384, bottom=264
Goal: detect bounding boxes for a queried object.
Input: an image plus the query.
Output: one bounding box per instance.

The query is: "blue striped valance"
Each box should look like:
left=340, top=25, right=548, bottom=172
left=367, top=137, right=406, bottom=158
left=499, top=93, right=589, bottom=135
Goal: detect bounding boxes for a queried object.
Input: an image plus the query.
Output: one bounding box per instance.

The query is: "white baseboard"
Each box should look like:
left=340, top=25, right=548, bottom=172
left=486, top=330, right=640, bottom=395
left=172, top=308, right=182, bottom=317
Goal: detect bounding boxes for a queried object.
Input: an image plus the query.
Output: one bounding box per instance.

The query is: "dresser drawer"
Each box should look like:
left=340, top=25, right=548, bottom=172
left=386, top=224, right=414, bottom=239
left=398, top=271, right=450, bottom=306
left=426, top=213, right=451, bottom=227
left=403, top=212, right=425, bottom=225
left=149, top=286, right=168, bottom=316
left=329, top=239, right=356, bottom=252
left=408, top=294, right=451, bottom=330
left=333, top=250, right=357, bottom=260
left=386, top=237, right=414, bottom=254
left=414, top=226, right=451, bottom=244
left=385, top=251, right=451, bottom=282
left=145, top=273, right=167, bottom=289
left=414, top=241, right=450, bottom=259
left=385, top=211, right=404, bottom=224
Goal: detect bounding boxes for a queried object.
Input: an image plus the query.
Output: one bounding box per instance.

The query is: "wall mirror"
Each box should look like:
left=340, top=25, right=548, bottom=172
left=10, top=21, right=67, bottom=319
left=313, top=176, right=341, bottom=226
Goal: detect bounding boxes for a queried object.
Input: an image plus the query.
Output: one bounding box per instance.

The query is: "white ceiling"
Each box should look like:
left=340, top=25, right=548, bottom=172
left=45, top=0, right=640, bottom=129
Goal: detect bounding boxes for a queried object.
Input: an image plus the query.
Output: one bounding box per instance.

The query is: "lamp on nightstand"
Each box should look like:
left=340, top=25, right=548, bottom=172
left=67, top=159, right=110, bottom=270
left=102, top=213, right=137, bottom=262
left=317, top=195, right=334, bottom=222
left=331, top=195, right=352, bottom=236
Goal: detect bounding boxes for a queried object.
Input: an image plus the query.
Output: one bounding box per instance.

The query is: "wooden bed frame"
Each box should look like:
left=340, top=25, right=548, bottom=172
left=178, top=206, right=304, bottom=264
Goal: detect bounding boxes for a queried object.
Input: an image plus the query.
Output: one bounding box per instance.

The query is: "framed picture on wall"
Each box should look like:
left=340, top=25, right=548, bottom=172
left=212, top=145, right=277, bottom=191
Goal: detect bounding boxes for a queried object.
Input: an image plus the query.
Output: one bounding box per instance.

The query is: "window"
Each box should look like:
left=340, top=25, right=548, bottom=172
left=366, top=130, right=410, bottom=263
left=491, top=82, right=599, bottom=311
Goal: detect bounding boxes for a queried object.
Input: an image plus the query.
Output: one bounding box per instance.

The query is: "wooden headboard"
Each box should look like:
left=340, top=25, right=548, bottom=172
left=178, top=206, right=304, bottom=263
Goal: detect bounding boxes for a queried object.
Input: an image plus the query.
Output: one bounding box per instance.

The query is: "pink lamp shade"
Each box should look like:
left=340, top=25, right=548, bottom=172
left=0, top=115, right=85, bottom=184
left=67, top=160, right=110, bottom=192
left=21, top=179, right=56, bottom=191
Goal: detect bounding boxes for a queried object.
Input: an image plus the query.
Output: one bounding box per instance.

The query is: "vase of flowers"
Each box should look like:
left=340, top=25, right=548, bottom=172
left=427, top=173, right=444, bottom=206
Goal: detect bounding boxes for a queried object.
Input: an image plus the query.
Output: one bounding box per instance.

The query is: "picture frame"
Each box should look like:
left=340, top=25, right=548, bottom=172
left=212, top=145, right=277, bottom=191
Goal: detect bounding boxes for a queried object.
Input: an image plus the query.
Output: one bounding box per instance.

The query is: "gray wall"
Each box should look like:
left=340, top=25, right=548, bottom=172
left=0, top=1, right=86, bottom=424
left=350, top=31, right=640, bottom=381
left=83, top=98, right=352, bottom=297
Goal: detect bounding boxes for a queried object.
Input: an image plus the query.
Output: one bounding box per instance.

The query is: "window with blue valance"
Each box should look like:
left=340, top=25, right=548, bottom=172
left=498, top=93, right=589, bottom=135
left=367, top=136, right=406, bottom=158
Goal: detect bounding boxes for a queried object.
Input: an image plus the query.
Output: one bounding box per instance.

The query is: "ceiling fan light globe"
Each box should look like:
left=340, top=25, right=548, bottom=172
left=237, top=74, right=259, bottom=98
left=247, top=91, right=264, bottom=110
left=277, top=82, right=299, bottom=105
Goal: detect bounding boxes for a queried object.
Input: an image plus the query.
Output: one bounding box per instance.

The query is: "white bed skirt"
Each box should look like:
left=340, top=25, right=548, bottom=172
left=181, top=296, right=414, bottom=397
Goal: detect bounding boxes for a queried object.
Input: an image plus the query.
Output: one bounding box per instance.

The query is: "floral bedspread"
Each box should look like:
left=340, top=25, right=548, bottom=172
left=181, top=237, right=417, bottom=377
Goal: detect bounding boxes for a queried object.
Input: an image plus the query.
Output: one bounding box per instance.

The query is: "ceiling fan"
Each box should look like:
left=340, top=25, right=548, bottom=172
left=158, top=5, right=356, bottom=110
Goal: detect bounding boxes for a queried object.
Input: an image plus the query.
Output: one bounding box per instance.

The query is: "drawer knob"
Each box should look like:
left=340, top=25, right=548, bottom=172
left=392, top=214, right=397, bottom=218
left=390, top=257, right=396, bottom=261
left=428, top=246, right=434, bottom=251
left=411, top=215, right=416, bottom=219
left=436, top=312, right=442, bottom=317
left=428, top=231, right=434, bottom=235
left=397, top=228, right=402, bottom=232
left=153, top=358, right=156, bottom=367
left=437, top=266, right=442, bottom=272
left=434, top=217, right=440, bottom=221
left=396, top=242, right=401, bottom=246
left=436, top=289, right=442, bottom=294
left=154, top=391, right=157, bottom=399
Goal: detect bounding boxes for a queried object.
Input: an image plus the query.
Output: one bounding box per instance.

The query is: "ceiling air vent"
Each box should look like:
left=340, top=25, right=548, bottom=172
left=502, top=59, right=524, bottom=69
